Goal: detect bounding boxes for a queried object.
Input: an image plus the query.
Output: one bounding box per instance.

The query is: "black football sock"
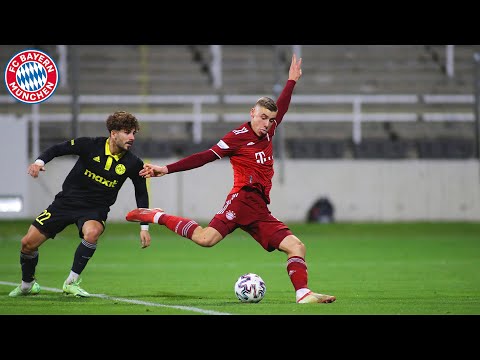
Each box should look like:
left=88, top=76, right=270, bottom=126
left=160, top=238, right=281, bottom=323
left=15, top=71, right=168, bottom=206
left=71, top=239, right=97, bottom=275
left=20, top=251, right=39, bottom=283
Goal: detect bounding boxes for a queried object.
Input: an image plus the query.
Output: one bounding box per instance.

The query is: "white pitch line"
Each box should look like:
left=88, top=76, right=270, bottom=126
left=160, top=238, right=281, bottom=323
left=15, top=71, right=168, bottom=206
left=0, top=281, right=232, bottom=315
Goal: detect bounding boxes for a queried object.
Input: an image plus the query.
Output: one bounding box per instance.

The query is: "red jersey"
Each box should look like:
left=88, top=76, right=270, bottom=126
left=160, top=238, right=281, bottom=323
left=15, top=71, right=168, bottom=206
left=166, top=79, right=296, bottom=204
left=210, top=80, right=296, bottom=203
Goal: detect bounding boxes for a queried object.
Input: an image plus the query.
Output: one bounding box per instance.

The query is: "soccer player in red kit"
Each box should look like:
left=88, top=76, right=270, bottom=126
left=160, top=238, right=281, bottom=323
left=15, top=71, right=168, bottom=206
left=126, top=54, right=336, bottom=304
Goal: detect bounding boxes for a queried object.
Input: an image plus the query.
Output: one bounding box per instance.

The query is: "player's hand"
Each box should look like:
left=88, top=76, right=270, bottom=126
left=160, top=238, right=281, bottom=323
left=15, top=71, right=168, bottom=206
left=139, top=163, right=168, bottom=178
left=27, top=163, right=45, bottom=178
left=140, top=229, right=151, bottom=248
left=288, top=53, right=302, bottom=82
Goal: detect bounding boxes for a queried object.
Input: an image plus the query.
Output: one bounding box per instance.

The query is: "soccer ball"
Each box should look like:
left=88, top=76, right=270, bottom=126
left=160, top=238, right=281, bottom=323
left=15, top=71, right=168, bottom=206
left=234, top=273, right=266, bottom=303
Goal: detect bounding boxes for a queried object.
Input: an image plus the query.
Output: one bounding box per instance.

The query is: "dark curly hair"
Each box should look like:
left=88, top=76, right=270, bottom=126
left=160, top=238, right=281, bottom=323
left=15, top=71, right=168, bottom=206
left=106, top=111, right=140, bottom=133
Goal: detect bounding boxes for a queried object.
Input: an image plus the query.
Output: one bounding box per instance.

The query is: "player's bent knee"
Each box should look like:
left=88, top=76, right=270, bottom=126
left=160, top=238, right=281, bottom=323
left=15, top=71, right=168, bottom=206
left=83, top=233, right=101, bottom=243
left=279, top=235, right=306, bottom=256
left=194, top=236, right=218, bottom=247
left=192, top=227, right=223, bottom=247
left=20, top=241, right=37, bottom=253
left=82, top=226, right=103, bottom=242
left=20, top=233, right=44, bottom=253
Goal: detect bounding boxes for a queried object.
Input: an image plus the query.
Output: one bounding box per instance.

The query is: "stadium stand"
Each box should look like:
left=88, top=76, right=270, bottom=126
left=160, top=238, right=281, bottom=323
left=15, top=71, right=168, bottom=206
left=1, top=45, right=478, bottom=159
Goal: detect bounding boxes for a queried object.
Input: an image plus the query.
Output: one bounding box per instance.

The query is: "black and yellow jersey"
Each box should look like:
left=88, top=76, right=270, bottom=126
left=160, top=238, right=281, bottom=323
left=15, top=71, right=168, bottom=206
left=37, top=136, right=148, bottom=210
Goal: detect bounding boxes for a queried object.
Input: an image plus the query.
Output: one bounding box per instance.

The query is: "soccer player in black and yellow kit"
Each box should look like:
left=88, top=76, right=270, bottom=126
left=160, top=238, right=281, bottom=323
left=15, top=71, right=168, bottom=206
left=9, top=111, right=150, bottom=297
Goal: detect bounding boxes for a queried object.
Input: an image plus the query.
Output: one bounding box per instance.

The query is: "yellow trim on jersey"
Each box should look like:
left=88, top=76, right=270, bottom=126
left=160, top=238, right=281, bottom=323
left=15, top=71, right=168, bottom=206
left=104, top=138, right=125, bottom=171
left=104, top=156, right=113, bottom=171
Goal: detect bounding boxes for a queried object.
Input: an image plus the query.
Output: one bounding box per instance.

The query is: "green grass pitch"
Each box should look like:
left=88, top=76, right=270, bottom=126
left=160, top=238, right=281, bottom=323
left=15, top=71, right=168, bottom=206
left=1, top=220, right=479, bottom=315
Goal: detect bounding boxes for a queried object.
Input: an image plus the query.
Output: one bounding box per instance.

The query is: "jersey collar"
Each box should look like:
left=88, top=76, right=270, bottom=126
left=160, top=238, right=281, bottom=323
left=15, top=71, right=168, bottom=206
left=105, top=138, right=125, bottom=161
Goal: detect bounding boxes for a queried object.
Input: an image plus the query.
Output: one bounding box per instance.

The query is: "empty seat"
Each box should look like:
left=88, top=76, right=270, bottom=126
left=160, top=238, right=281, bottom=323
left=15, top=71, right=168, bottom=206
left=288, top=139, right=346, bottom=159
left=352, top=139, right=410, bottom=159
left=416, top=138, right=475, bottom=159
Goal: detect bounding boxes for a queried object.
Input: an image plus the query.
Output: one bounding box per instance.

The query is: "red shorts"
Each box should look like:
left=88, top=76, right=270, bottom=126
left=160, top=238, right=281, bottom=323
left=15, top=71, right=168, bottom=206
left=209, top=187, right=292, bottom=252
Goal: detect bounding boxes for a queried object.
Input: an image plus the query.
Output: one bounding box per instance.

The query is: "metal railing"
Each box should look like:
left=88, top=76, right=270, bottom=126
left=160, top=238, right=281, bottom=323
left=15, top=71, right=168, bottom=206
left=0, top=93, right=475, bottom=158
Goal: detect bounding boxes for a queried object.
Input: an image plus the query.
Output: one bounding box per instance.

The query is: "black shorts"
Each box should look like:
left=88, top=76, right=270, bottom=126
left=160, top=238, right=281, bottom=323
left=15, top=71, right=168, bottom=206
left=31, top=198, right=109, bottom=239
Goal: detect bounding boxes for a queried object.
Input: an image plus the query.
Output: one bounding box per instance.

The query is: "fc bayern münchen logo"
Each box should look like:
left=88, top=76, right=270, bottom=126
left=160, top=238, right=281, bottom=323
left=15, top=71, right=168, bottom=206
left=4, top=49, right=59, bottom=104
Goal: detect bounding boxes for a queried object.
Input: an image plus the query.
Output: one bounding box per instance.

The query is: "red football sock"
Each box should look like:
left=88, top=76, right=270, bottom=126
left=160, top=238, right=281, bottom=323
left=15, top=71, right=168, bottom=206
left=159, top=214, right=199, bottom=239
left=286, top=256, right=308, bottom=291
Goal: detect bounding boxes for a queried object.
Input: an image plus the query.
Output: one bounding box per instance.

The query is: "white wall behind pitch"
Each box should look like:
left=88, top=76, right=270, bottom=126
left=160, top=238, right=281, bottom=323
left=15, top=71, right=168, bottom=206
left=18, top=157, right=480, bottom=223
left=0, top=116, right=28, bottom=219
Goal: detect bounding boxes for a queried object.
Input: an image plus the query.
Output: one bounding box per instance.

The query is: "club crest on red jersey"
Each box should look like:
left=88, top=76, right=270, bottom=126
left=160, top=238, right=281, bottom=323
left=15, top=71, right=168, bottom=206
left=226, top=210, right=236, bottom=220
left=4, top=49, right=59, bottom=104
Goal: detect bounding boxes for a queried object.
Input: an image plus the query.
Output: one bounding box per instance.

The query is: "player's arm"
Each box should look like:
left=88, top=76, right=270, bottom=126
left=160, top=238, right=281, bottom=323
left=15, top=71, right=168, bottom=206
left=27, top=160, right=46, bottom=178
left=288, top=53, right=302, bottom=82
left=131, top=163, right=151, bottom=248
left=275, top=53, right=302, bottom=124
left=140, top=149, right=218, bottom=178
left=28, top=137, right=89, bottom=178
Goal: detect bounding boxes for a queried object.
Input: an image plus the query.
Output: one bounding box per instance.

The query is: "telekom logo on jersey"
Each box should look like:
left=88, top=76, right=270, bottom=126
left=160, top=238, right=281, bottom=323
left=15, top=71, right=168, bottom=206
left=255, top=151, right=269, bottom=164
left=228, top=127, right=271, bottom=164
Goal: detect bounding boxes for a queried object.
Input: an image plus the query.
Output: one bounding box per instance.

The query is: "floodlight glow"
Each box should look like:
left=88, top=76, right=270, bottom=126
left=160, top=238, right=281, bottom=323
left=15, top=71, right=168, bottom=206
left=0, top=196, right=23, bottom=212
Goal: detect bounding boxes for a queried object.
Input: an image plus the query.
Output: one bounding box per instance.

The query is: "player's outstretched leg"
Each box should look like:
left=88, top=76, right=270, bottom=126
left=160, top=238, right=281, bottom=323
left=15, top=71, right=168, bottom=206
left=126, top=208, right=165, bottom=223
left=127, top=208, right=199, bottom=240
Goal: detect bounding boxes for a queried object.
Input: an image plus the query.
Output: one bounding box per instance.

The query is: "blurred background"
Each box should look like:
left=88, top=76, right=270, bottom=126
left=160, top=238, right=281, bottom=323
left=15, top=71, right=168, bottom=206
left=1, top=45, right=480, bottom=223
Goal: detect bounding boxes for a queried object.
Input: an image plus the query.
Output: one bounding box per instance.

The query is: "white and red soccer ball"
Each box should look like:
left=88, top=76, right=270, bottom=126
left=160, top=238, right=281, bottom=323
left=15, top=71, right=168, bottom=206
left=234, top=273, right=266, bottom=303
